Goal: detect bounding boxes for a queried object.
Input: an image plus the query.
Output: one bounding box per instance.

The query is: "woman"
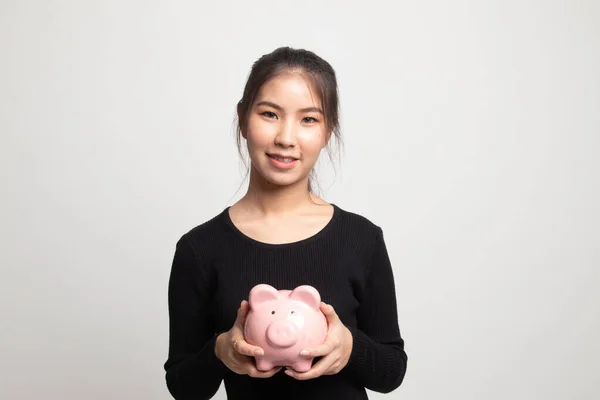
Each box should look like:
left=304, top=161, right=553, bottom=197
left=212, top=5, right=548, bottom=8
left=164, top=47, right=407, bottom=400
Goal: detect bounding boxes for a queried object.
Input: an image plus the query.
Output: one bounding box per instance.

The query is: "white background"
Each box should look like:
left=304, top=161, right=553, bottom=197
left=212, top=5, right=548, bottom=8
left=1, top=1, right=599, bottom=399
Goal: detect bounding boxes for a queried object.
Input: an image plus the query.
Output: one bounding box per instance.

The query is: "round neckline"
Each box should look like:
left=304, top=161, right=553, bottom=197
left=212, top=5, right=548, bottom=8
left=222, top=203, right=340, bottom=249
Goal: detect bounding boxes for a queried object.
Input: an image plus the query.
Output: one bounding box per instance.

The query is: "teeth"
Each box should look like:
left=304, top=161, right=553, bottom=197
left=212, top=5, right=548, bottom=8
left=271, top=155, right=295, bottom=163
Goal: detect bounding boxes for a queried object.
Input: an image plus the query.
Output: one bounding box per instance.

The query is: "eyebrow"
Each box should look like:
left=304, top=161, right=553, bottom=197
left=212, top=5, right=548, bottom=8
left=255, top=100, right=323, bottom=114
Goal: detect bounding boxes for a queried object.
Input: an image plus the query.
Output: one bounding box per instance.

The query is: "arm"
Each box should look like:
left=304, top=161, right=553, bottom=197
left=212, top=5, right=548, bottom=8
left=163, top=235, right=229, bottom=400
left=344, top=227, right=408, bottom=393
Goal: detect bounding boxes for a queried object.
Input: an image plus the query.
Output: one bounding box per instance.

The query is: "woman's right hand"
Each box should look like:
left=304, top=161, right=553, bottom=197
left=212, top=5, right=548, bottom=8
left=215, top=300, right=281, bottom=378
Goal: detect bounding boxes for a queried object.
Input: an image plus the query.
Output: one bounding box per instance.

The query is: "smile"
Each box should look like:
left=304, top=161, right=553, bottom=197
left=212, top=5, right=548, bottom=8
left=268, top=154, right=297, bottom=162
left=266, top=153, right=299, bottom=169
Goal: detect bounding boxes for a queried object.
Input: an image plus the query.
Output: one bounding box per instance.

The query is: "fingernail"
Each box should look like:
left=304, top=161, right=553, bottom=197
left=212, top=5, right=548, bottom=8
left=300, top=349, right=310, bottom=356
left=254, top=349, right=264, bottom=356
left=285, top=369, right=294, bottom=377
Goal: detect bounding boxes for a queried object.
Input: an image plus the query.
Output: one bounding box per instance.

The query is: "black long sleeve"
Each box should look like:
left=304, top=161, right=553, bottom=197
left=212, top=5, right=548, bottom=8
left=164, top=237, right=228, bottom=400
left=164, top=205, right=407, bottom=400
left=344, top=228, right=408, bottom=392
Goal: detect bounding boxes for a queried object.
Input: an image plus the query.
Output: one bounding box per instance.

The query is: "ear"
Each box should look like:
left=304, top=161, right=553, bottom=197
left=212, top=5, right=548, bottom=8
left=237, top=103, right=247, bottom=139
left=289, top=285, right=321, bottom=310
left=321, top=131, right=332, bottom=149
left=248, top=284, right=279, bottom=307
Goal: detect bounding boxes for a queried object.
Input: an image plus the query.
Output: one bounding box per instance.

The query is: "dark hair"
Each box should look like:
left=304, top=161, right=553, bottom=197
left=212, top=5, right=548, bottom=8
left=235, top=46, right=342, bottom=194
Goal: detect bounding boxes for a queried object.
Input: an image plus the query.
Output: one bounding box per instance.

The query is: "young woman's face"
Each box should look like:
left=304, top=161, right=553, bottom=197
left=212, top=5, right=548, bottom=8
left=242, top=72, right=329, bottom=188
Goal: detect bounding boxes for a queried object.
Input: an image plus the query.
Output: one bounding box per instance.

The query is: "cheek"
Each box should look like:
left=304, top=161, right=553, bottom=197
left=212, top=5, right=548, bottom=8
left=246, top=118, right=276, bottom=149
left=298, top=131, right=327, bottom=155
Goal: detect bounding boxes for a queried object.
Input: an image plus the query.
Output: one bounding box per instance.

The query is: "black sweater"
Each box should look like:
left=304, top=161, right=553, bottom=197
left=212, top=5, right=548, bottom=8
left=164, top=204, right=407, bottom=400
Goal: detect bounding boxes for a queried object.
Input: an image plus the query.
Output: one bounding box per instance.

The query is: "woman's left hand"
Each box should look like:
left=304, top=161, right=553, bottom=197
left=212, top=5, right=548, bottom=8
left=285, top=302, right=353, bottom=380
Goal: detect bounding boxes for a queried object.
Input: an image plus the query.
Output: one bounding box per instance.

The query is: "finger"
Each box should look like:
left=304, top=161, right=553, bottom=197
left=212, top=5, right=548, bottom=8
left=320, top=302, right=339, bottom=323
left=236, top=300, right=249, bottom=320
left=233, top=338, right=265, bottom=357
left=300, top=338, right=338, bottom=358
left=232, top=361, right=280, bottom=377
left=286, top=355, right=333, bottom=380
left=234, top=301, right=251, bottom=329
left=247, top=365, right=282, bottom=379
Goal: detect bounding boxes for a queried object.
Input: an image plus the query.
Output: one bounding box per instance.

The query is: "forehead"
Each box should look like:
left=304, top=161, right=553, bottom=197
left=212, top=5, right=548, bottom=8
left=256, top=72, right=322, bottom=107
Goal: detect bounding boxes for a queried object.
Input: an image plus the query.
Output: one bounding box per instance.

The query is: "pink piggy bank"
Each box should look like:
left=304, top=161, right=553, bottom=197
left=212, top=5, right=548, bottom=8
left=244, top=284, right=328, bottom=372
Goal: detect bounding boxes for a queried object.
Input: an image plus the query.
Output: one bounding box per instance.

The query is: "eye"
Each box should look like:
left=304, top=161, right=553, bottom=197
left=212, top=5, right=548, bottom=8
left=261, top=111, right=277, bottom=119
left=271, top=310, right=275, bottom=315
left=302, top=117, right=318, bottom=123
left=290, top=310, right=296, bottom=315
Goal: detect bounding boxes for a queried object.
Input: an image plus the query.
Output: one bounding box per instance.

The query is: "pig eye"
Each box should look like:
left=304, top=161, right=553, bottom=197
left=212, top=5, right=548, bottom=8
left=271, top=311, right=275, bottom=315
left=290, top=310, right=296, bottom=315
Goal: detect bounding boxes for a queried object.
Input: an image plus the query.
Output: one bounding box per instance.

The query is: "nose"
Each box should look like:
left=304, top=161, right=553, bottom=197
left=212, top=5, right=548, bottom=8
left=266, top=320, right=298, bottom=348
left=274, top=120, right=297, bottom=148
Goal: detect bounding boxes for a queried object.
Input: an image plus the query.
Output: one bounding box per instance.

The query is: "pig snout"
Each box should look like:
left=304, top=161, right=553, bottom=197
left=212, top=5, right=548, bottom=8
left=266, top=320, right=298, bottom=348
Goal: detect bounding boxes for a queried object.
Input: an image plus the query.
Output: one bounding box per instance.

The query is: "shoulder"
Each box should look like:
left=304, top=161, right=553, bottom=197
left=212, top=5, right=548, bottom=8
left=175, top=208, right=231, bottom=259
left=334, top=204, right=383, bottom=236
left=332, top=204, right=384, bottom=254
left=185, top=209, right=228, bottom=238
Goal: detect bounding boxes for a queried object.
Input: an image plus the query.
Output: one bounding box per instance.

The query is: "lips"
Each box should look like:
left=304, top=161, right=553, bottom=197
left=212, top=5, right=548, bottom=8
left=267, top=153, right=299, bottom=163
left=266, top=153, right=299, bottom=169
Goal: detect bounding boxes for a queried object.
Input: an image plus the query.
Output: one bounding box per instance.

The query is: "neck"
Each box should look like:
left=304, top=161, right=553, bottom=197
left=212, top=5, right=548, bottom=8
left=241, top=167, right=320, bottom=215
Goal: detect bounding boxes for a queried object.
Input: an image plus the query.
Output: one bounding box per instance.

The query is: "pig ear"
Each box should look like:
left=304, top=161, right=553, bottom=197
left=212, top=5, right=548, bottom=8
left=248, top=284, right=279, bottom=306
left=289, top=285, right=321, bottom=310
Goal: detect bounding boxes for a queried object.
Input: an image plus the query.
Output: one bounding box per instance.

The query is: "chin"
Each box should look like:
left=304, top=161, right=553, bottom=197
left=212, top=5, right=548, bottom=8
left=263, top=174, right=303, bottom=187
left=255, top=169, right=305, bottom=188
left=249, top=159, right=310, bottom=188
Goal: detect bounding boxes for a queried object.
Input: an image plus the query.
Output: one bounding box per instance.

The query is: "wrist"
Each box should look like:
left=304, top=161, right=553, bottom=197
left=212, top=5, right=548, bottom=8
left=342, top=326, right=353, bottom=365
left=215, top=332, right=227, bottom=361
left=346, top=327, right=353, bottom=349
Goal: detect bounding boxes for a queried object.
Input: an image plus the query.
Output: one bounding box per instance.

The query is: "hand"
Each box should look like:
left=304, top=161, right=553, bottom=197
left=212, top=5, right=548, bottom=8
left=285, top=302, right=353, bottom=380
left=215, top=300, right=281, bottom=378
